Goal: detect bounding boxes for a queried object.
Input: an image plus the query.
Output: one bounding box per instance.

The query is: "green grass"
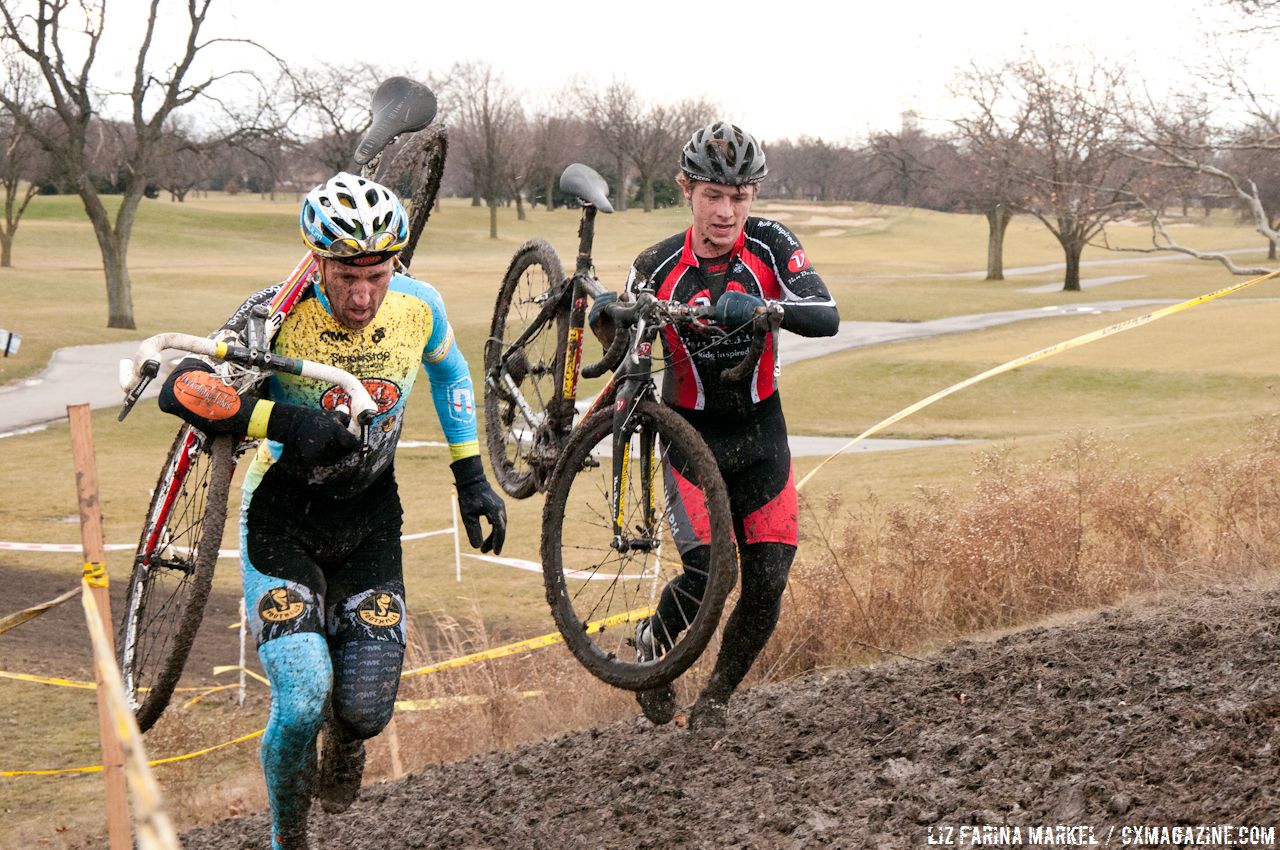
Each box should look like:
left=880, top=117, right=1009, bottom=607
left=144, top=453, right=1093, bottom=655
left=2, top=190, right=1279, bottom=844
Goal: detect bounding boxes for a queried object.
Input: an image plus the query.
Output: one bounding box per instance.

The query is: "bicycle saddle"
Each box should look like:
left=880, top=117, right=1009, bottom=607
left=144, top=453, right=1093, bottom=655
left=353, top=77, right=438, bottom=167
left=559, top=163, right=613, bottom=213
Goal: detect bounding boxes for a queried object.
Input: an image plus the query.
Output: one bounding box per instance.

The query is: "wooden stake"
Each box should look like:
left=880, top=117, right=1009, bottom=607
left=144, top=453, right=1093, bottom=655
left=68, top=403, right=131, bottom=850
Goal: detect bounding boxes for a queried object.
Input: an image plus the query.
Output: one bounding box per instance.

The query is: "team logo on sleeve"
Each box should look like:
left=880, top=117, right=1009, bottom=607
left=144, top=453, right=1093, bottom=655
left=322, top=379, right=401, bottom=414
left=787, top=249, right=810, bottom=273
left=448, top=383, right=475, bottom=422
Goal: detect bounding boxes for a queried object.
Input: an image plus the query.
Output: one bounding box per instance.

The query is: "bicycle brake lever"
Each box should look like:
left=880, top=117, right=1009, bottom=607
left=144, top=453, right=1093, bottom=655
left=118, top=360, right=160, bottom=422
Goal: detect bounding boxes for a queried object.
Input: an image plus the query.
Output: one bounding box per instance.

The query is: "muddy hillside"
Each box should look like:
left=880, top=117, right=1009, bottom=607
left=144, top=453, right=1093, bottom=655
left=183, top=580, right=1280, bottom=849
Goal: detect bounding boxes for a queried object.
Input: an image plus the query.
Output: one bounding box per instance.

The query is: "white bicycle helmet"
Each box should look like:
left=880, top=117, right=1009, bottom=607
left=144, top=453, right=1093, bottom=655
left=299, top=172, right=409, bottom=265
left=680, top=122, right=768, bottom=186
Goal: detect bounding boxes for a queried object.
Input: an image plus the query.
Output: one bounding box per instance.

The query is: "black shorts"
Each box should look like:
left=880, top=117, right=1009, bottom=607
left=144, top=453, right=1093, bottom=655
left=666, top=392, right=798, bottom=549
left=244, top=465, right=405, bottom=608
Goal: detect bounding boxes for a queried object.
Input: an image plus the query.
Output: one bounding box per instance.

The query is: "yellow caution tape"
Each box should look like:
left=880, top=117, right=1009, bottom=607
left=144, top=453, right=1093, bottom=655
left=1, top=728, right=266, bottom=777
left=0, top=586, right=80, bottom=635
left=180, top=684, right=240, bottom=709
left=797, top=270, right=1280, bottom=492
left=0, top=670, right=246, bottom=693
left=395, top=690, right=544, bottom=712
left=5, top=605, right=654, bottom=776
left=0, top=669, right=97, bottom=689
left=213, top=664, right=270, bottom=687
left=82, top=561, right=108, bottom=588
left=400, top=605, right=653, bottom=679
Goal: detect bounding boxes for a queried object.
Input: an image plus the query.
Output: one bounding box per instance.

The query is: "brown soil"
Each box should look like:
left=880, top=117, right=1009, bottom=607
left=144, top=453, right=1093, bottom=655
left=171, top=578, right=1280, bottom=850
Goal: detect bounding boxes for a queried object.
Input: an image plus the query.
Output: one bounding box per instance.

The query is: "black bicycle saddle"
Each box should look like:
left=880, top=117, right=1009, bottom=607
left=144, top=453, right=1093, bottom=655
left=354, top=77, right=438, bottom=167
left=559, top=163, right=614, bottom=213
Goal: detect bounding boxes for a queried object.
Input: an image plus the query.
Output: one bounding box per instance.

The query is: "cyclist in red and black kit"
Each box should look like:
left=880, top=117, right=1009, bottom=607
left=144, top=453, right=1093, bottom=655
left=590, top=121, right=839, bottom=729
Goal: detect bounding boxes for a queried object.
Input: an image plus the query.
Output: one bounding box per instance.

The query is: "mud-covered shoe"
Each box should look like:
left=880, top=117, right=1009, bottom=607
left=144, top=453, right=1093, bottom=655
left=273, top=829, right=310, bottom=850
left=314, top=729, right=366, bottom=814
left=632, top=618, right=677, bottom=724
left=633, top=618, right=659, bottom=663
left=636, top=684, right=678, bottom=725
left=688, top=694, right=728, bottom=730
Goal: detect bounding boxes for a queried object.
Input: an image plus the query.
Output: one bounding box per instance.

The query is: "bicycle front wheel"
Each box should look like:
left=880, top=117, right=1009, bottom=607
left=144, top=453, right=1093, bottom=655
left=541, top=400, right=736, bottom=691
left=119, top=428, right=236, bottom=732
left=485, top=239, right=568, bottom=498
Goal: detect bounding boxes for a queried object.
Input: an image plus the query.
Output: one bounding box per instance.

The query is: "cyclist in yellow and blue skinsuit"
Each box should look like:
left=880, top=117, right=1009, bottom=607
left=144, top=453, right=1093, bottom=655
left=156, top=173, right=506, bottom=850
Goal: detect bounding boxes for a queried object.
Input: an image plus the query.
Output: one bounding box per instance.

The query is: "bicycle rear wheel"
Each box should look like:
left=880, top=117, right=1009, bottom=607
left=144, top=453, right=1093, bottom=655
left=541, top=400, right=736, bottom=691
left=118, top=427, right=236, bottom=732
left=485, top=239, right=568, bottom=498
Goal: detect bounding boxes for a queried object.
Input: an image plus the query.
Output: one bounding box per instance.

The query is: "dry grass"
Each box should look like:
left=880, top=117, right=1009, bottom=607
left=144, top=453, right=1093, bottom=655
left=762, top=416, right=1280, bottom=680
left=20, top=417, right=1280, bottom=847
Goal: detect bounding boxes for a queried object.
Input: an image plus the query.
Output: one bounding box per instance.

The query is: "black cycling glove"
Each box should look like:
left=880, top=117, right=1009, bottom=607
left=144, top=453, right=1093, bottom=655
left=587, top=291, right=619, bottom=348
left=450, top=455, right=507, bottom=555
left=715, top=290, right=766, bottom=329
left=266, top=402, right=360, bottom=465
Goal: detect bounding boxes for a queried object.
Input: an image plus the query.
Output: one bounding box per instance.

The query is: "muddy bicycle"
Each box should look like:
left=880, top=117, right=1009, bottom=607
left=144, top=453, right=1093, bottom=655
left=483, top=165, right=783, bottom=690
left=115, top=77, right=446, bottom=732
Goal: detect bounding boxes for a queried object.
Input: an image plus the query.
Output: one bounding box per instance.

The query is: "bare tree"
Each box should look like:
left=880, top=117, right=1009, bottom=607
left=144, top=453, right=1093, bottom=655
left=524, top=102, right=587, bottom=210
left=956, top=57, right=1139, bottom=291
left=766, top=136, right=868, bottom=202
left=291, top=62, right=388, bottom=175
left=0, top=57, right=48, bottom=267
left=0, top=0, right=284, bottom=328
left=576, top=80, right=641, bottom=212
left=1118, top=48, right=1280, bottom=275
left=443, top=60, right=522, bottom=239
left=624, top=96, right=718, bottom=212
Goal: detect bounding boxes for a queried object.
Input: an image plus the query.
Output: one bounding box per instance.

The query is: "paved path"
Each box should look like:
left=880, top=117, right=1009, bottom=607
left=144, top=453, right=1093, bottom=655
left=0, top=341, right=160, bottom=437
left=781, top=299, right=1177, bottom=364
left=0, top=293, right=1257, bottom=453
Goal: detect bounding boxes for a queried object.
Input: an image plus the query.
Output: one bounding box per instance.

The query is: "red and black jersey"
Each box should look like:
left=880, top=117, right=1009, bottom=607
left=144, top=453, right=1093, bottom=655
left=625, top=216, right=839, bottom=415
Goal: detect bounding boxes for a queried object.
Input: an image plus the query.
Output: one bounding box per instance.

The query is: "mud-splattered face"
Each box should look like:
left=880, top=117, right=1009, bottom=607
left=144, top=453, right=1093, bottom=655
left=684, top=181, right=756, bottom=258
left=320, top=257, right=394, bottom=330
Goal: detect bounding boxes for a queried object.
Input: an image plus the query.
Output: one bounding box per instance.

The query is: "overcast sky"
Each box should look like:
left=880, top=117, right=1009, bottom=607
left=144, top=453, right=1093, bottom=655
left=58, top=0, right=1271, bottom=142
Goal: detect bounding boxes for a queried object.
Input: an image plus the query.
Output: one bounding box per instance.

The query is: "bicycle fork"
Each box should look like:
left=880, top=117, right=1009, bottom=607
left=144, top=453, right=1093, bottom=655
left=609, top=324, right=660, bottom=554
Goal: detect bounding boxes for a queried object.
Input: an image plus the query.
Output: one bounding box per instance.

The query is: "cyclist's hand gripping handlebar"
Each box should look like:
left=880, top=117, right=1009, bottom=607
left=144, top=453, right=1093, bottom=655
left=722, top=301, right=784, bottom=382
left=118, top=333, right=379, bottom=445
left=580, top=294, right=780, bottom=381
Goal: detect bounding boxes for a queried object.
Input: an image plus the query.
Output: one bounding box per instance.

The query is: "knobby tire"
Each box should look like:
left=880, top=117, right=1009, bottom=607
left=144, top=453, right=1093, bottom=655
left=485, top=239, right=568, bottom=499
left=540, top=400, right=736, bottom=690
left=119, top=429, right=236, bottom=732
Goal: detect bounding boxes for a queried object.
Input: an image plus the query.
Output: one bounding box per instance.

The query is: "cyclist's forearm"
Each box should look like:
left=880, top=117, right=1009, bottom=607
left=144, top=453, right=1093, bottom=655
left=423, top=345, right=480, bottom=461
left=777, top=299, right=840, bottom=337
left=158, top=360, right=269, bottom=437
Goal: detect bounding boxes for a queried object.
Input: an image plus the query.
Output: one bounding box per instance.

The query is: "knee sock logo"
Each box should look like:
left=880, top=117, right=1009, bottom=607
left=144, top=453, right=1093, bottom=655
left=260, top=587, right=306, bottom=623
left=357, top=592, right=402, bottom=628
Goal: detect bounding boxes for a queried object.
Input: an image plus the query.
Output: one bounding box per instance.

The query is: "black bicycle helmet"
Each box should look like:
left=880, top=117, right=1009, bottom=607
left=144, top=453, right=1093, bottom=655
left=680, top=121, right=768, bottom=185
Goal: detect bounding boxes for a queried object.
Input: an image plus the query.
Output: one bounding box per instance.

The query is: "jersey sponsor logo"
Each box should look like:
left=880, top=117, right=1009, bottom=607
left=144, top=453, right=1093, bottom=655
left=173, top=371, right=241, bottom=420
left=787, top=249, right=810, bottom=273
left=371, top=327, right=386, bottom=345
left=259, top=587, right=306, bottom=623
left=320, top=329, right=353, bottom=344
left=322, top=379, right=401, bottom=414
left=357, top=592, right=403, bottom=628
